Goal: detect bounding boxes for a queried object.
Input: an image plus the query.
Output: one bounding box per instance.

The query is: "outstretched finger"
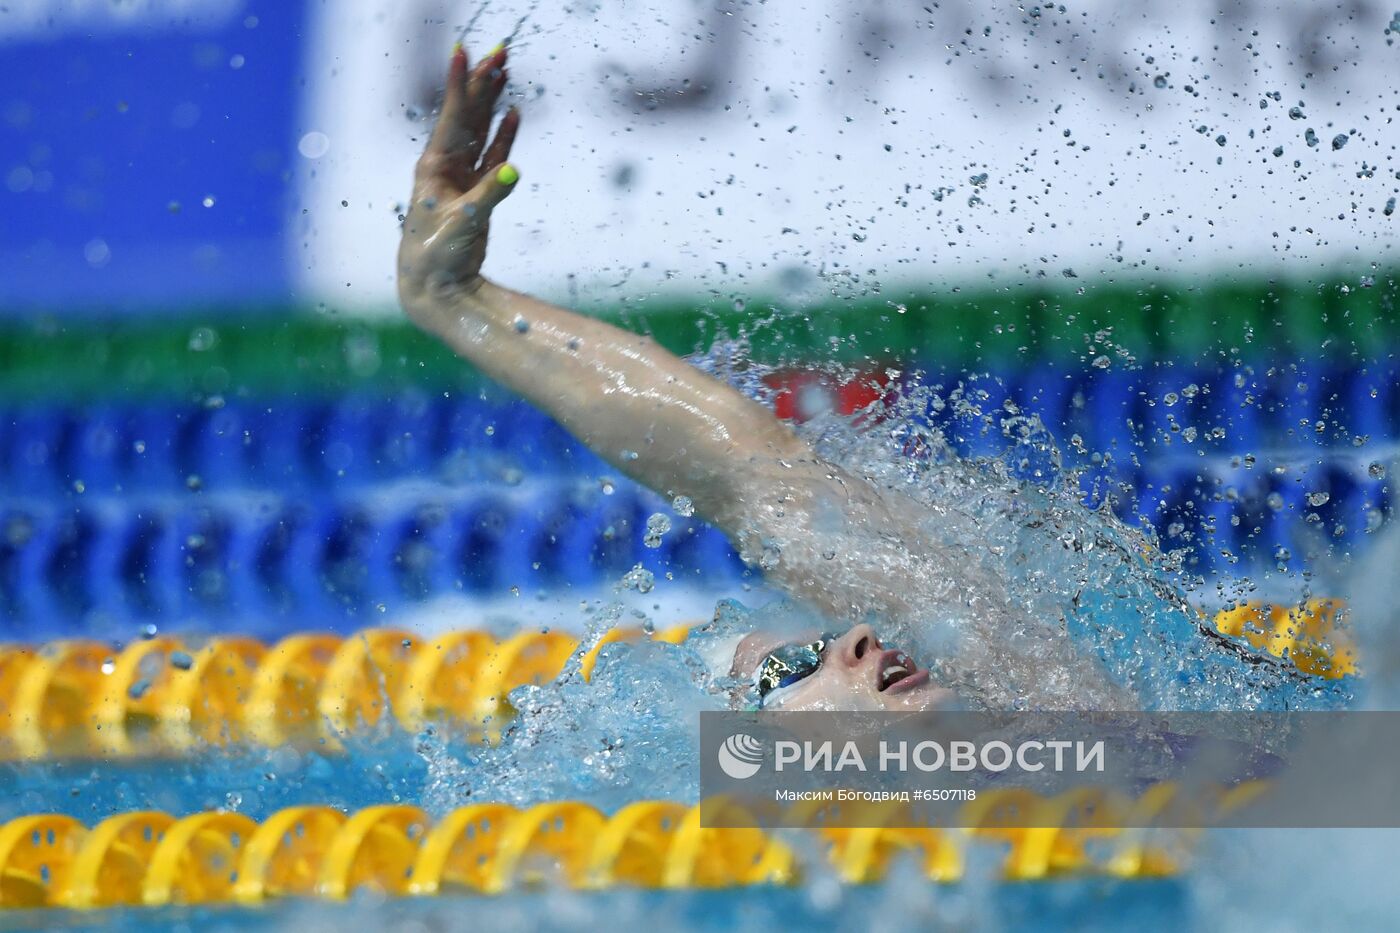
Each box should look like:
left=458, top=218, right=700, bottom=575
left=459, top=46, right=509, bottom=165
left=480, top=107, right=520, bottom=173
left=424, top=44, right=469, bottom=161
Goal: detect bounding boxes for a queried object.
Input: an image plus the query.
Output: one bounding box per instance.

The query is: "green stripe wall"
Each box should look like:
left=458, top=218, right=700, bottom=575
left=0, top=274, right=1393, bottom=402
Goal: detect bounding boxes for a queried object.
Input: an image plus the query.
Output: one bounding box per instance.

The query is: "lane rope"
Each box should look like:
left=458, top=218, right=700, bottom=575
left=0, top=601, right=1354, bottom=760
left=0, top=787, right=1211, bottom=910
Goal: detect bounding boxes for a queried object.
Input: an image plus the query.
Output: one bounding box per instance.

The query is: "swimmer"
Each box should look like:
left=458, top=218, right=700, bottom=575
left=398, top=45, right=1134, bottom=712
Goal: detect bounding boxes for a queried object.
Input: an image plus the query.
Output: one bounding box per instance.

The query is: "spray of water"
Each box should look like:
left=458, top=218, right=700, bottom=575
left=418, top=342, right=1352, bottom=814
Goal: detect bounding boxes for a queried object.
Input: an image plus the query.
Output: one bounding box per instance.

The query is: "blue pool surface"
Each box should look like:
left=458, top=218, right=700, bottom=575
left=0, top=878, right=1192, bottom=933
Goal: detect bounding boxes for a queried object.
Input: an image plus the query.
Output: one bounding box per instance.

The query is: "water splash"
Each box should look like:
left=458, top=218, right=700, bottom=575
left=424, top=621, right=726, bottom=814
left=709, top=355, right=1351, bottom=712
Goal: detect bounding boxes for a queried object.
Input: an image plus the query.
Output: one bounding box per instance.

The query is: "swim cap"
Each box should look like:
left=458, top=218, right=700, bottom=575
left=696, top=632, right=746, bottom=678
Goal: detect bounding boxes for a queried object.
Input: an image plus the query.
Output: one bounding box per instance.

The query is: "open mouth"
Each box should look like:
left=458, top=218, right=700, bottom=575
left=875, top=648, right=930, bottom=694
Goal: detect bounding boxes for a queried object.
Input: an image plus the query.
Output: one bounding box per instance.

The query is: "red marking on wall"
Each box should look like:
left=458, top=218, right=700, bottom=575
left=766, top=369, right=892, bottom=422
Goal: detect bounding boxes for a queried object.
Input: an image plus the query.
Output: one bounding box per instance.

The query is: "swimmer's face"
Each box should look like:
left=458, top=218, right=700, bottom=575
left=732, top=623, right=955, bottom=711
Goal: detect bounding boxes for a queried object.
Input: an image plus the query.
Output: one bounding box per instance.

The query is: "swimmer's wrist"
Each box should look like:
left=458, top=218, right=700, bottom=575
left=401, top=274, right=494, bottom=333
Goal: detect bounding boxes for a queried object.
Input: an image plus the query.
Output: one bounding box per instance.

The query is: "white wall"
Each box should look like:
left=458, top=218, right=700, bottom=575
left=292, top=0, right=1399, bottom=312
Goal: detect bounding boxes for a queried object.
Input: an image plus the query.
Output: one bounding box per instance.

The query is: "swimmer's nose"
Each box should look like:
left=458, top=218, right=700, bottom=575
left=838, top=623, right=882, bottom=668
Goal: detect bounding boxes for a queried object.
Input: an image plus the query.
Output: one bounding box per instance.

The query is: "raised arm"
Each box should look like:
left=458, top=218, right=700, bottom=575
left=396, top=45, right=864, bottom=580
left=394, top=45, right=1136, bottom=707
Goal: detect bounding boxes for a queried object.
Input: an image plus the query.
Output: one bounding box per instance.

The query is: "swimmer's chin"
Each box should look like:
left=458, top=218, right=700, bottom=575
left=766, top=681, right=959, bottom=713
left=872, top=680, right=959, bottom=712
left=899, top=682, right=959, bottom=710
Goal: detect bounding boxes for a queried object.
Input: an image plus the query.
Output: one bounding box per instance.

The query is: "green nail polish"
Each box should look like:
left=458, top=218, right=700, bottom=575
left=497, top=164, right=519, bottom=186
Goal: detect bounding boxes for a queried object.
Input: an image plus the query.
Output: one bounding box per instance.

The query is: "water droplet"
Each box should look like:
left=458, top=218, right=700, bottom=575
left=1331, top=133, right=1349, bottom=151
left=188, top=327, right=218, bottom=352
left=298, top=131, right=330, bottom=159
left=644, top=513, right=672, bottom=548
left=671, top=495, right=694, bottom=517
left=511, top=316, right=529, bottom=334
left=620, top=564, right=655, bottom=593
left=1367, top=510, right=1386, bottom=533
left=169, top=651, right=194, bottom=671
left=1153, top=75, right=1167, bottom=89
left=83, top=238, right=111, bottom=268
left=1369, top=462, right=1387, bottom=480
left=1306, top=491, right=1330, bottom=507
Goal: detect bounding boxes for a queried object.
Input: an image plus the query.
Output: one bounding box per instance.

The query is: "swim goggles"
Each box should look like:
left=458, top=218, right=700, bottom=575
left=753, top=633, right=839, bottom=707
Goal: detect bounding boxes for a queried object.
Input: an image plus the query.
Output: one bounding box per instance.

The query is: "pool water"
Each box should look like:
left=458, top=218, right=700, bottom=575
left=0, top=329, right=1389, bottom=928
left=17, top=879, right=1193, bottom=933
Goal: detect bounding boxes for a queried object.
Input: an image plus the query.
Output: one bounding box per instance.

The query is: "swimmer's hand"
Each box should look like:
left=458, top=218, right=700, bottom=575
left=398, top=44, right=520, bottom=321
